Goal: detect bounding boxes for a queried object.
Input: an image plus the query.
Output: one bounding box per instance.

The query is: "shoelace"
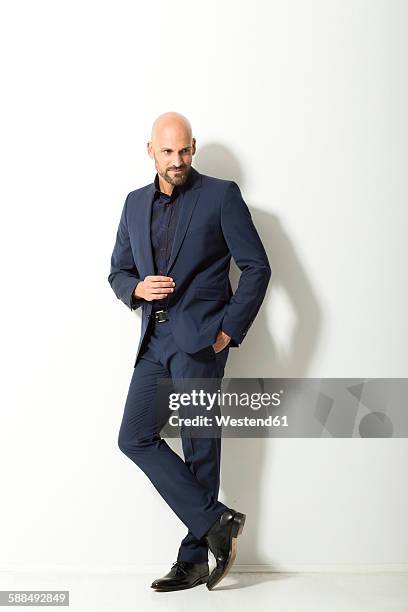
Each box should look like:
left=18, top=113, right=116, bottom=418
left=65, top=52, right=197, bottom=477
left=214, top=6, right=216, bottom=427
left=171, top=561, right=189, bottom=575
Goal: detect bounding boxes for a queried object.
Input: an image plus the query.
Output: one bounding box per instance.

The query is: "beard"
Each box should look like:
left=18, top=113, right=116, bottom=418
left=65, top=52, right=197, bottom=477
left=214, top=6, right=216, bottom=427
left=161, top=165, right=190, bottom=187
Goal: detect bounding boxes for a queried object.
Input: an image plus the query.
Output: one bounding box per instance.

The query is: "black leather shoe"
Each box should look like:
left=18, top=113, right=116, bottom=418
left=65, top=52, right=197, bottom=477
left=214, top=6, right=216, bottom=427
left=205, top=508, right=246, bottom=590
left=150, top=560, right=209, bottom=592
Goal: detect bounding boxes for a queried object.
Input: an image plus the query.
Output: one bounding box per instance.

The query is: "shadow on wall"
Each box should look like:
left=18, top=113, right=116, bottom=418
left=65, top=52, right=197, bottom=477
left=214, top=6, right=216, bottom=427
left=173, top=143, right=323, bottom=570
left=196, top=142, right=322, bottom=376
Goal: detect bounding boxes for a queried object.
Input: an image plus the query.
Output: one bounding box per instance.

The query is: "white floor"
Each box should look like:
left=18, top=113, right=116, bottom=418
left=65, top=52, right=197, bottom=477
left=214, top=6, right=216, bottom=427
left=1, top=571, right=407, bottom=611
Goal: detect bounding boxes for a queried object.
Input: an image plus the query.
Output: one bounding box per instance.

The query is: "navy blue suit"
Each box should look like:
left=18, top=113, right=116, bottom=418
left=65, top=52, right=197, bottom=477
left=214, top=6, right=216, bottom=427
left=108, top=166, right=271, bottom=563
left=108, top=166, right=271, bottom=365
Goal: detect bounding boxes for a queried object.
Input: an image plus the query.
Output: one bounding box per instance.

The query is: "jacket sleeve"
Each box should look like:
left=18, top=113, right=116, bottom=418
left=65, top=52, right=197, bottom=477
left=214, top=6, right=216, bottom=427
left=220, top=181, right=272, bottom=346
left=108, top=193, right=144, bottom=310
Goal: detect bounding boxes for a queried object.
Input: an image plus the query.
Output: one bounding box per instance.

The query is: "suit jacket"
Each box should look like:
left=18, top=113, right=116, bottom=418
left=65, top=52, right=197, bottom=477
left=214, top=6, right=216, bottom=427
left=108, top=166, right=271, bottom=366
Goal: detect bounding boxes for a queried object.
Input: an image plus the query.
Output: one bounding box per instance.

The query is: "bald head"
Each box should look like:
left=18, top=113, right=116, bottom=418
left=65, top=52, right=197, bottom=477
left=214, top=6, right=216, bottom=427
left=147, top=111, right=196, bottom=193
left=150, top=111, right=192, bottom=143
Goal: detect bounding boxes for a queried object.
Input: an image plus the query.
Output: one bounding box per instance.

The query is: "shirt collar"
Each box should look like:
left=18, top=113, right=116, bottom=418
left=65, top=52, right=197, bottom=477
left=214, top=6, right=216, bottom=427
left=153, top=167, right=193, bottom=201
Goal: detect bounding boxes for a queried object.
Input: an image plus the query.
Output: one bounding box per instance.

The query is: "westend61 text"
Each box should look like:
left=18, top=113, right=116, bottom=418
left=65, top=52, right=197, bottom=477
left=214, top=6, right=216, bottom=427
left=168, top=415, right=288, bottom=427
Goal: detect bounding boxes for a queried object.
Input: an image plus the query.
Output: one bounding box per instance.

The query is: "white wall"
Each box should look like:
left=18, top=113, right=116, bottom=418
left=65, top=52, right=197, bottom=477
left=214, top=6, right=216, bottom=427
left=1, top=0, right=407, bottom=572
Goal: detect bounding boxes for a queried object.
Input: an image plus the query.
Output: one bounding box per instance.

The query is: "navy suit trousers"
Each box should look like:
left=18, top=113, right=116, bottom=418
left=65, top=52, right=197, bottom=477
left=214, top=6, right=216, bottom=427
left=117, top=316, right=230, bottom=563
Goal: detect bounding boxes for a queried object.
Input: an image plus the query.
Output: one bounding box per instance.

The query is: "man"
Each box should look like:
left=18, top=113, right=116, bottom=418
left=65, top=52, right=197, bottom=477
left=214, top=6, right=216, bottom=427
left=108, top=112, right=271, bottom=591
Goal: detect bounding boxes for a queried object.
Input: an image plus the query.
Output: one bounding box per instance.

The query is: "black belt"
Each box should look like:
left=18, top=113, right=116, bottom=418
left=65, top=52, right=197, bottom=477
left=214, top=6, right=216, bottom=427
left=150, top=308, right=169, bottom=323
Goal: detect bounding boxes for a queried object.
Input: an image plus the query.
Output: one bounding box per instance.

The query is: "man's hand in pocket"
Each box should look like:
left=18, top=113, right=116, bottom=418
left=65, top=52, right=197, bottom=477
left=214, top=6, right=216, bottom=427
left=212, top=329, right=231, bottom=353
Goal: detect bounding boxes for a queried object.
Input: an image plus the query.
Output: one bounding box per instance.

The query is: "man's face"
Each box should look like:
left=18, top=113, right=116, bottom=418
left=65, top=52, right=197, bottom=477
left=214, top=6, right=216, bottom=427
left=148, top=128, right=196, bottom=188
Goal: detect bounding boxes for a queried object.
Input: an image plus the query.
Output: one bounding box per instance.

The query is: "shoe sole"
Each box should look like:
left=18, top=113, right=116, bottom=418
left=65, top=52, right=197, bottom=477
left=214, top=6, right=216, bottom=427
left=207, top=511, right=246, bottom=590
left=152, top=575, right=209, bottom=592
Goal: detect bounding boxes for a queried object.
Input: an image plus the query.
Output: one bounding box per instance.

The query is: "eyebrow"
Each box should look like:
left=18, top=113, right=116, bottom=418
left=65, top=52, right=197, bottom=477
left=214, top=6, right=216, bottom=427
left=160, top=146, right=192, bottom=152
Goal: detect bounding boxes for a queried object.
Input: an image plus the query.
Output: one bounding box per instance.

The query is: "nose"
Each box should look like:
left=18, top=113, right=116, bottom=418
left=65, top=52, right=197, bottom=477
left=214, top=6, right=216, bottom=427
left=171, top=153, right=184, bottom=168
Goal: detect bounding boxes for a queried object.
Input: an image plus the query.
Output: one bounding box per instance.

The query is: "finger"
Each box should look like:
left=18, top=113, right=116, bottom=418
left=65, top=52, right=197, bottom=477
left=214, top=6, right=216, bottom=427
left=151, top=288, right=173, bottom=294
left=152, top=276, right=173, bottom=282
left=150, top=293, right=168, bottom=299
left=151, top=286, right=173, bottom=292
left=152, top=281, right=174, bottom=289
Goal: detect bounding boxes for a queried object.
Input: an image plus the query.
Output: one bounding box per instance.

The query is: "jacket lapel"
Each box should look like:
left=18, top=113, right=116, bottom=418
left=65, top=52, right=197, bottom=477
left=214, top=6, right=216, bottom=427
left=166, top=172, right=202, bottom=274
left=139, top=166, right=202, bottom=276
left=140, top=183, right=156, bottom=276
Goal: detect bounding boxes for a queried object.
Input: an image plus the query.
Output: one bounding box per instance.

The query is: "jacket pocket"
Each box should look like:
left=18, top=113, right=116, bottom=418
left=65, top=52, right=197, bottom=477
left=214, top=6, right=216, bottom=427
left=194, top=286, right=229, bottom=302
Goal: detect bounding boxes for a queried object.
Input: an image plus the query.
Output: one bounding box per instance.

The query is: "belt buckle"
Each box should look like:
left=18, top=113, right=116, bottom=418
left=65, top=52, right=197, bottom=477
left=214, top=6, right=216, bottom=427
left=155, top=309, right=168, bottom=323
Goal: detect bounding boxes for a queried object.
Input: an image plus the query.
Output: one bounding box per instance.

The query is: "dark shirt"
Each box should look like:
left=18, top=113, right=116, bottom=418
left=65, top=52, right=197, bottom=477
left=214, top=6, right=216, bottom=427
left=132, top=168, right=193, bottom=311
